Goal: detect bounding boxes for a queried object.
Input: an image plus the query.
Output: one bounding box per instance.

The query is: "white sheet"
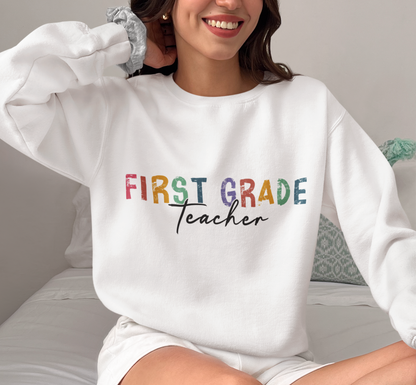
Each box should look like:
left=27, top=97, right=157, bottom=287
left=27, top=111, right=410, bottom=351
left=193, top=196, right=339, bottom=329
left=0, top=269, right=402, bottom=384
left=307, top=281, right=378, bottom=307
left=0, top=269, right=119, bottom=385
left=25, top=268, right=98, bottom=303
left=307, top=281, right=401, bottom=363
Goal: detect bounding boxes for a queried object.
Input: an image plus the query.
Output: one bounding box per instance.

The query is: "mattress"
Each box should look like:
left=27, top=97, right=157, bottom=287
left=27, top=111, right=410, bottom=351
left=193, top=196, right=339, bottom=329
left=0, top=268, right=401, bottom=384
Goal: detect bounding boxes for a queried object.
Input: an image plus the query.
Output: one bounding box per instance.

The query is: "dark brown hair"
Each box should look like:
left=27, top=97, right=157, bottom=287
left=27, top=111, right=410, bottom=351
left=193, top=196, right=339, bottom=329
left=129, top=0, right=295, bottom=84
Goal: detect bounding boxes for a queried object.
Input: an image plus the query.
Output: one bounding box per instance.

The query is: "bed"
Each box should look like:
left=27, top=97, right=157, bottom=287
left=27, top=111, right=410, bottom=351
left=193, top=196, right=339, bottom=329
left=0, top=268, right=402, bottom=384
left=0, top=143, right=414, bottom=384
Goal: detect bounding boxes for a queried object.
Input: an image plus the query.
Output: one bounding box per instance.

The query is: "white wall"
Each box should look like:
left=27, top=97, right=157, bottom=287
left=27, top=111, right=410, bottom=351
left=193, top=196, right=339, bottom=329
left=273, top=0, right=416, bottom=145
left=0, top=0, right=415, bottom=325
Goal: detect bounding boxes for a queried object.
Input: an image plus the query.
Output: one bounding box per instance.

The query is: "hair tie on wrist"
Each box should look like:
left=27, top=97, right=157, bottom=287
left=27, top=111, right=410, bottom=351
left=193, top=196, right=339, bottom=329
left=106, top=6, right=147, bottom=74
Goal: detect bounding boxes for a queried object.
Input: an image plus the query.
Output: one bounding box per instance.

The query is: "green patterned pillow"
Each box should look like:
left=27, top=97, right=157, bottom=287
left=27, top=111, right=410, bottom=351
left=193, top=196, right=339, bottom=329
left=312, top=214, right=366, bottom=285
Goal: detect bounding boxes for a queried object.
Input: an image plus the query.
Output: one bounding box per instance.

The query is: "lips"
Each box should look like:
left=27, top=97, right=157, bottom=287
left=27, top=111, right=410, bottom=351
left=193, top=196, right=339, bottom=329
left=202, top=15, right=245, bottom=38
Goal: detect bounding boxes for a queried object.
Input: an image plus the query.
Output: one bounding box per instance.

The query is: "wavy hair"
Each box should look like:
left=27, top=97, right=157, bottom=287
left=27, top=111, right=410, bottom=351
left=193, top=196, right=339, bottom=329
left=129, top=0, right=295, bottom=84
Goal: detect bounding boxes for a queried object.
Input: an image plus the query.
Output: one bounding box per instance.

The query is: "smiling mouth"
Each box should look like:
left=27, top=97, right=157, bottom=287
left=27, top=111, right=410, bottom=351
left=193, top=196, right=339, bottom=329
left=203, top=19, right=243, bottom=30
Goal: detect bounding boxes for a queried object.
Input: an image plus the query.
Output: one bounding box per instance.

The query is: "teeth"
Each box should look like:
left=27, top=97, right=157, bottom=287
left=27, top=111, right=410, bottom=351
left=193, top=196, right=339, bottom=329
left=206, top=19, right=239, bottom=30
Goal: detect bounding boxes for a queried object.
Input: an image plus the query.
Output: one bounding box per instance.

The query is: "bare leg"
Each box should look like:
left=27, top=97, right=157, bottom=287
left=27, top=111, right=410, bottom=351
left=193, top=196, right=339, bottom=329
left=292, top=341, right=416, bottom=385
left=119, top=345, right=261, bottom=385
left=351, top=355, right=416, bottom=385
left=119, top=341, right=415, bottom=385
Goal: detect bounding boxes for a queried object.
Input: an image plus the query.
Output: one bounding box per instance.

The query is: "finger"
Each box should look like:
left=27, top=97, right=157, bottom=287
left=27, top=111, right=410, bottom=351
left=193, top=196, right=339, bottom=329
left=159, top=20, right=176, bottom=50
left=158, top=21, right=174, bottom=48
left=164, top=34, right=176, bottom=48
left=144, top=39, right=177, bottom=68
left=160, top=22, right=174, bottom=36
left=159, top=18, right=173, bottom=27
left=163, top=47, right=177, bottom=66
left=151, top=20, right=166, bottom=47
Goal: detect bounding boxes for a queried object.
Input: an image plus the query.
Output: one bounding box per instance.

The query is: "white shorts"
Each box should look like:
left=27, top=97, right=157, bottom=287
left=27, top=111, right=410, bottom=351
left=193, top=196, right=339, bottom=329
left=97, top=315, right=333, bottom=385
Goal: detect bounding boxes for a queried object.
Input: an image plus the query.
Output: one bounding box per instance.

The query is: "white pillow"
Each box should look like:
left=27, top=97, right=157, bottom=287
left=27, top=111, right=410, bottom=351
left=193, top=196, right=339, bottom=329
left=64, top=185, right=93, bottom=268
left=393, top=159, right=416, bottom=230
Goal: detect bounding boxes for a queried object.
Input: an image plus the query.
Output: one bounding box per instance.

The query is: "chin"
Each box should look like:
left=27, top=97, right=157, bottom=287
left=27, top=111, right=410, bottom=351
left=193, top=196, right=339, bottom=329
left=203, top=48, right=240, bottom=62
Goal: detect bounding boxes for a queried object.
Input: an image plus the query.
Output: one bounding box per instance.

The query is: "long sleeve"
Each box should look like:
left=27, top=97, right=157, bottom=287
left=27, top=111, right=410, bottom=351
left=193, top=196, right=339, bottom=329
left=323, top=92, right=416, bottom=349
left=0, top=21, right=131, bottom=185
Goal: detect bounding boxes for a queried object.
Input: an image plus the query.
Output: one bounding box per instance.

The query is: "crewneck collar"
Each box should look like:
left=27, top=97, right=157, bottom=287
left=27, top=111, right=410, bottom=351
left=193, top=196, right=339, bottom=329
left=162, top=73, right=268, bottom=106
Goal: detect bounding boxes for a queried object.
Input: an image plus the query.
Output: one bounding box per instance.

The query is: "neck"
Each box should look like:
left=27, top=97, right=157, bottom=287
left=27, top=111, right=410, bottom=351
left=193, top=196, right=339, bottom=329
left=173, top=51, right=259, bottom=97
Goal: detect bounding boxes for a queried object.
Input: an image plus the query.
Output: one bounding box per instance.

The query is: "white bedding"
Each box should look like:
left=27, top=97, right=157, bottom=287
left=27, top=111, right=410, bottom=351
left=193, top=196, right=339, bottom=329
left=0, top=269, right=119, bottom=385
left=0, top=268, right=401, bottom=384
left=306, top=281, right=400, bottom=363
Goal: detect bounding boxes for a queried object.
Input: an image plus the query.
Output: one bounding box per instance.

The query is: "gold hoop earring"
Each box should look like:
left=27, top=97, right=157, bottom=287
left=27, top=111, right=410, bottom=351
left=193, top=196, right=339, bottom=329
left=162, top=13, right=170, bottom=20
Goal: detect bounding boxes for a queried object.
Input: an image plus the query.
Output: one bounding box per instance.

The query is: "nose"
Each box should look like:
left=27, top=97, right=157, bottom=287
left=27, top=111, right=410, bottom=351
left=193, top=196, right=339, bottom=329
left=215, top=0, right=242, bottom=11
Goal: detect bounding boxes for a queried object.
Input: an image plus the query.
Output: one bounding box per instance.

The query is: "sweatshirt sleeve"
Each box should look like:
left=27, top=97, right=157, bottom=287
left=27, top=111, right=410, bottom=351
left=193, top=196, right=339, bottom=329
left=323, top=91, right=416, bottom=349
left=0, top=21, right=131, bottom=185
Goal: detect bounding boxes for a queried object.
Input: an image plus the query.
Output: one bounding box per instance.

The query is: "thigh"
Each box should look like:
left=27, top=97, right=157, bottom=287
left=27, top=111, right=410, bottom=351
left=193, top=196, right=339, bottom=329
left=292, top=341, right=415, bottom=385
left=120, top=346, right=261, bottom=385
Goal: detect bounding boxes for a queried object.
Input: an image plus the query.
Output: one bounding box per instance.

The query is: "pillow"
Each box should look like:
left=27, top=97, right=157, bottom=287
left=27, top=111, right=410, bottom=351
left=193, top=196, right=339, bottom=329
left=64, top=185, right=93, bottom=268
left=311, top=138, right=416, bottom=285
left=311, top=214, right=366, bottom=285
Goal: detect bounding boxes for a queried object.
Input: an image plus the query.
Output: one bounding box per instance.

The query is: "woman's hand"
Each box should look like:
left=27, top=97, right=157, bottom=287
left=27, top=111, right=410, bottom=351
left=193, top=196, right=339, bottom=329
left=144, top=18, right=177, bottom=68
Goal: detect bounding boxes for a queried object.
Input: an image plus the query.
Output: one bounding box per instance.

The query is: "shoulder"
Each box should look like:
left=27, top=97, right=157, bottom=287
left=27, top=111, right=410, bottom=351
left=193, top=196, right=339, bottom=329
left=262, top=74, right=330, bottom=107
left=263, top=74, right=346, bottom=125
left=292, top=75, right=327, bottom=92
left=265, top=73, right=328, bottom=94
left=100, top=73, right=167, bottom=99
left=127, top=73, right=167, bottom=93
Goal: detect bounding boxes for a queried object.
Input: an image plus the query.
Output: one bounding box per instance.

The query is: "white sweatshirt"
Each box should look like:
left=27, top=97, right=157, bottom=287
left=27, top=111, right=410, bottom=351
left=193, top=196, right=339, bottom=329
left=1, top=21, right=415, bottom=358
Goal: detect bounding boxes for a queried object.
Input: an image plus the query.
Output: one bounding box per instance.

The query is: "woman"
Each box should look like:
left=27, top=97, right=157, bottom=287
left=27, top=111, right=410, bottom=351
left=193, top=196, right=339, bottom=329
left=0, top=0, right=415, bottom=384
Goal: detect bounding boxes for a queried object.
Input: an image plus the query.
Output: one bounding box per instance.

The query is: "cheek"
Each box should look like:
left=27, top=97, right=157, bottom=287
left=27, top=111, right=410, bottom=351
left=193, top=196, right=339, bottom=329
left=172, top=0, right=206, bottom=25
left=171, top=6, right=200, bottom=39
left=248, top=0, right=264, bottom=25
left=244, top=1, right=263, bottom=39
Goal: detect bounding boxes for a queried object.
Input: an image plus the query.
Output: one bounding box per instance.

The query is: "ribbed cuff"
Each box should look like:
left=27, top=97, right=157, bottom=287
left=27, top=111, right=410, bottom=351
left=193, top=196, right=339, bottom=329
left=90, top=23, right=131, bottom=71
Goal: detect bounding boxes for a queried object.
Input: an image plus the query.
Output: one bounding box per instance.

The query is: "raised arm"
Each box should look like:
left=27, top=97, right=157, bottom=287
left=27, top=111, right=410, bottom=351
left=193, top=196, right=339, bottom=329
left=0, top=6, right=176, bottom=186
left=0, top=21, right=132, bottom=185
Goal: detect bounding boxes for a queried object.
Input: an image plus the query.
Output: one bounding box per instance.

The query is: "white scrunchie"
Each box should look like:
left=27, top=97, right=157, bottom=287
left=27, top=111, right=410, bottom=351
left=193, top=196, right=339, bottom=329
left=106, top=6, right=147, bottom=74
